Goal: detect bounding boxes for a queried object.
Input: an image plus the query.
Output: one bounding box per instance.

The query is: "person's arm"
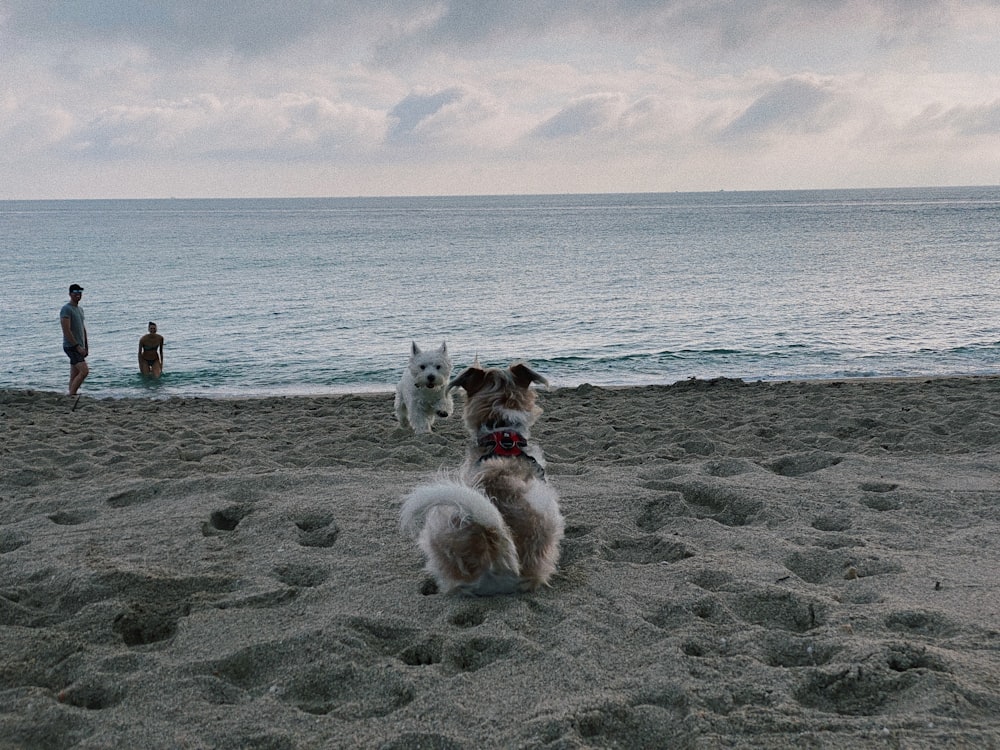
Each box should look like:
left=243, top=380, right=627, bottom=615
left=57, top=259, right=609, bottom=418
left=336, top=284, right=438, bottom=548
left=83, top=325, right=88, bottom=354
left=61, top=315, right=82, bottom=349
left=61, top=316, right=73, bottom=343
left=158, top=338, right=164, bottom=369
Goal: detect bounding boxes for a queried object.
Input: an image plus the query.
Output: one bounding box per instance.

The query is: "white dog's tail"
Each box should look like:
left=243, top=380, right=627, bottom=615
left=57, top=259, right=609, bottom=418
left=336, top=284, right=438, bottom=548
left=400, top=481, right=521, bottom=594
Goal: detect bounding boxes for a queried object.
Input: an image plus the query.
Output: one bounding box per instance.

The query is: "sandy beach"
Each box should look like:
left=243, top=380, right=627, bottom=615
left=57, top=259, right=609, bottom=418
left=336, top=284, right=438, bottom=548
left=2, top=376, right=999, bottom=749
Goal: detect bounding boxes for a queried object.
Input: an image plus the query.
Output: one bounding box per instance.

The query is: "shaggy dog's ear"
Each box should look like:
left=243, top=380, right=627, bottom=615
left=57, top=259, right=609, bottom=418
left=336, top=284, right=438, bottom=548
left=509, top=362, right=548, bottom=389
left=411, top=341, right=421, bottom=356
left=449, top=364, right=487, bottom=395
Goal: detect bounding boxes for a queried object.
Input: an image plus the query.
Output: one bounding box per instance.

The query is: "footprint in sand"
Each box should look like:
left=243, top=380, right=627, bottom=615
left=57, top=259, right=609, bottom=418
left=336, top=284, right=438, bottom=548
left=272, top=563, right=329, bottom=588
left=758, top=632, right=840, bottom=668
left=811, top=513, right=852, bottom=532
left=398, top=637, right=444, bottom=667
left=859, top=480, right=902, bottom=511
left=687, top=567, right=735, bottom=592
left=450, top=605, right=487, bottom=628
left=557, top=522, right=604, bottom=567
left=674, top=480, right=763, bottom=527
left=701, top=458, right=758, bottom=477
left=729, top=585, right=826, bottom=633
left=764, top=451, right=843, bottom=477
left=860, top=480, right=900, bottom=493
left=106, top=484, right=164, bottom=508
left=201, top=505, right=251, bottom=536
left=113, top=601, right=190, bottom=647
left=884, top=609, right=958, bottom=638
left=294, top=513, right=339, bottom=548
left=793, top=640, right=951, bottom=716
left=441, top=635, right=518, bottom=674
left=206, top=631, right=417, bottom=719
left=860, top=494, right=902, bottom=511
left=541, top=689, right=689, bottom=748
left=635, top=492, right=688, bottom=532
left=47, top=509, right=97, bottom=526
left=280, top=663, right=414, bottom=717
left=603, top=535, right=695, bottom=565
left=0, top=530, right=28, bottom=553
left=643, top=594, right=731, bottom=631
left=57, top=676, right=126, bottom=711
left=782, top=547, right=900, bottom=584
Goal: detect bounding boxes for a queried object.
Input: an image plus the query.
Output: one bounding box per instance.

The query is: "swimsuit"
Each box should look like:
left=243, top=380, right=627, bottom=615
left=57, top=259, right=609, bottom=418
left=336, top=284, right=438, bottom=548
left=142, top=345, right=159, bottom=362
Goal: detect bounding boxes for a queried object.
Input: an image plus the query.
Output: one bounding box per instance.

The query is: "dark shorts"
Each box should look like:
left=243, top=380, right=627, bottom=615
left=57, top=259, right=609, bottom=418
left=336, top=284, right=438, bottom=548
left=64, top=345, right=86, bottom=365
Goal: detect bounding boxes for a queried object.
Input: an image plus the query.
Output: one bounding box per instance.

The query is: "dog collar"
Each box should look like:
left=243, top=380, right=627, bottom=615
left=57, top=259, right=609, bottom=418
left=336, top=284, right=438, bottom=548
left=478, top=429, right=528, bottom=457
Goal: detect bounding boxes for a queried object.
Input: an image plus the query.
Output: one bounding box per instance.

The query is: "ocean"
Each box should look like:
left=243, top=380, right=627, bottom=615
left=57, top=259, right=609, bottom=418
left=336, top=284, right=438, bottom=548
left=3, top=187, right=999, bottom=399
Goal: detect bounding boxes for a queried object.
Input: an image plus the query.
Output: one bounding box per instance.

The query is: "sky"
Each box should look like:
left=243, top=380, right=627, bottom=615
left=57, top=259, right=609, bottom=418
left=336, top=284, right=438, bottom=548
left=2, top=0, right=1000, bottom=199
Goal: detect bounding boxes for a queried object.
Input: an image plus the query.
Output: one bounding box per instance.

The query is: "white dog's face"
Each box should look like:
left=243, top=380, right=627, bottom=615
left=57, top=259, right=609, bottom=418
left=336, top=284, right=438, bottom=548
left=408, top=342, right=452, bottom=390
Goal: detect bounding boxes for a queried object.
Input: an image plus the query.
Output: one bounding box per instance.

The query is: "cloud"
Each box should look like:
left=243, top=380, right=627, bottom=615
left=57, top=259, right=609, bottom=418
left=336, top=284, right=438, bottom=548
left=531, top=94, right=627, bottom=140
left=528, top=92, right=696, bottom=145
left=2, top=1, right=984, bottom=61
left=72, top=93, right=385, bottom=160
left=2, top=0, right=367, bottom=54
left=2, top=1, right=1000, bottom=197
left=913, top=99, right=1000, bottom=136
left=720, top=78, right=836, bottom=140
left=366, top=0, right=982, bottom=68
left=386, top=88, right=465, bottom=144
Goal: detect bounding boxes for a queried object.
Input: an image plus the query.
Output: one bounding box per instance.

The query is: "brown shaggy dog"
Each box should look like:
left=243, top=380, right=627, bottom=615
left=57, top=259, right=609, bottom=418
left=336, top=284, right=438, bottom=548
left=399, top=361, right=565, bottom=595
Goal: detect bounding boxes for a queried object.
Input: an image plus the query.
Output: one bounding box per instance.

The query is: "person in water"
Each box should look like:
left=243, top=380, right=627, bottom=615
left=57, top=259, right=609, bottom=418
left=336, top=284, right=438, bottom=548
left=138, top=321, right=164, bottom=378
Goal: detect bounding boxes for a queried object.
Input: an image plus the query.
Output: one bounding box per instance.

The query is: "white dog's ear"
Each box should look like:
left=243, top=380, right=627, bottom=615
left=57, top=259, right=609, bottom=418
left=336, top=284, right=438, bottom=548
left=449, top=364, right=487, bottom=395
left=411, top=341, right=421, bottom=356
left=509, top=362, right=548, bottom=389
left=439, top=341, right=448, bottom=354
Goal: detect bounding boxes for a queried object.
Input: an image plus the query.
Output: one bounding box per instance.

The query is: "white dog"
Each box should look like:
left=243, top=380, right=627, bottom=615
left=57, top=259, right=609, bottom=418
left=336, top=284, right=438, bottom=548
left=400, top=361, right=564, bottom=595
left=394, top=341, right=454, bottom=433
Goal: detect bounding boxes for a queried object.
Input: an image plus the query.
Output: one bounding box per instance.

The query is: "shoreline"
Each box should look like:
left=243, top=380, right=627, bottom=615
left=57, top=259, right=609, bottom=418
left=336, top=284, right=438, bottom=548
left=2, top=375, right=1000, bottom=747
left=6, top=370, right=1000, bottom=402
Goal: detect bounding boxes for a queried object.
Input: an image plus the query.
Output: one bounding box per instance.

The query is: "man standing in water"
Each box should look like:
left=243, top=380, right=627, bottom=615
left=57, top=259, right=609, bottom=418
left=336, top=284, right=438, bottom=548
left=60, top=284, right=89, bottom=395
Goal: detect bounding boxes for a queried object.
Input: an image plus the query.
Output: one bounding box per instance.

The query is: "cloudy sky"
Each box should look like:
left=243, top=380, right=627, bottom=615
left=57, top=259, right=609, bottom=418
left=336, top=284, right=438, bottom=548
left=2, top=1, right=999, bottom=198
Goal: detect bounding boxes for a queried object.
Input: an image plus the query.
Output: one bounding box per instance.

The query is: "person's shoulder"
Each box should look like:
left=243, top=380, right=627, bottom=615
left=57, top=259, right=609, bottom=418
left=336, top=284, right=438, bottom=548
left=59, top=302, right=72, bottom=315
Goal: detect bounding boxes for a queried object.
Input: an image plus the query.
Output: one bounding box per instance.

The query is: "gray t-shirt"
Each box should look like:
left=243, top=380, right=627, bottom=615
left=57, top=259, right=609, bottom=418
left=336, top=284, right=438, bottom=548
left=60, top=302, right=85, bottom=348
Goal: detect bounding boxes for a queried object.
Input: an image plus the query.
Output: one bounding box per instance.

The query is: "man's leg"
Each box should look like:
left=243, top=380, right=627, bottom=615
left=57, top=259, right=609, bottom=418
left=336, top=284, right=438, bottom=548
left=69, top=361, right=89, bottom=395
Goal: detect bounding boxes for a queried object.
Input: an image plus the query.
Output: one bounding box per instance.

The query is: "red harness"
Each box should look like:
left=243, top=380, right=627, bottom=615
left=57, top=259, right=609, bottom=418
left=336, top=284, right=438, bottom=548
left=477, top=429, right=546, bottom=479
left=478, top=430, right=528, bottom=457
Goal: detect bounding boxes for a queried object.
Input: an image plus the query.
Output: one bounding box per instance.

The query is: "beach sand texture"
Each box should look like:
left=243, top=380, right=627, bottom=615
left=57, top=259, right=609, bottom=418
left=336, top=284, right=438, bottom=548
left=2, top=377, right=999, bottom=749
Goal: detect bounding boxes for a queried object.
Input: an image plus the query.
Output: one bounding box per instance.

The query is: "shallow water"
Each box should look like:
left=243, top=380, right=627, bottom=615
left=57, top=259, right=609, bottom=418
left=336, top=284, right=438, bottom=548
left=4, top=187, right=999, bottom=397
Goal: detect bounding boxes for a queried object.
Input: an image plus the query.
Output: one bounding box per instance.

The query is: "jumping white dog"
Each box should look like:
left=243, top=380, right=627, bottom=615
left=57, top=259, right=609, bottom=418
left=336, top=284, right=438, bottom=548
left=400, top=361, right=564, bottom=595
left=394, top=341, right=454, bottom=433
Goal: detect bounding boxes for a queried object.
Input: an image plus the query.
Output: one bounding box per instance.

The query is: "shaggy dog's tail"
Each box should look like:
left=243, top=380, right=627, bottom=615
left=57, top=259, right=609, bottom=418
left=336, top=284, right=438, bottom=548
left=400, top=481, right=522, bottom=595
